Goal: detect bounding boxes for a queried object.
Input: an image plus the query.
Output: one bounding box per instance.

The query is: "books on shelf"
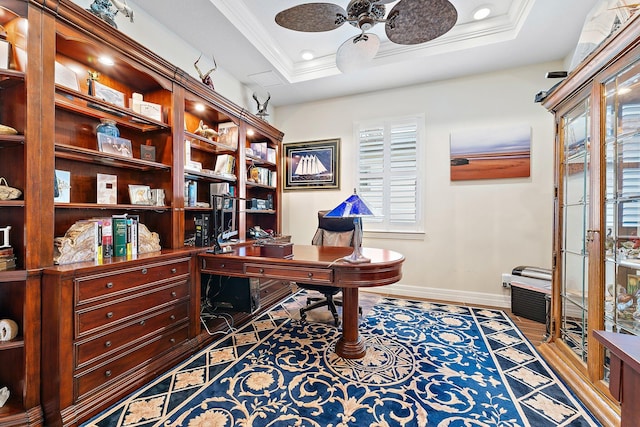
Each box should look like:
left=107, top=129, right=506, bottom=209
left=267, top=147, right=276, bottom=163
left=214, top=154, right=235, bottom=176
left=96, top=173, right=117, bottom=205
left=88, top=215, right=138, bottom=261
left=99, top=217, right=113, bottom=259
left=112, top=216, right=128, bottom=257
left=250, top=142, right=267, bottom=160
left=0, top=247, right=16, bottom=271
left=249, top=166, right=277, bottom=187
left=127, top=216, right=138, bottom=259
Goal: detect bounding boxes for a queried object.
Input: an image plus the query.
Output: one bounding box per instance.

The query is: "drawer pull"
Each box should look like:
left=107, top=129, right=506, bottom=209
left=170, top=315, right=176, bottom=320
left=259, top=268, right=265, bottom=274
left=170, top=338, right=176, bottom=344
left=308, top=272, right=313, bottom=278
left=141, top=268, right=148, bottom=274
left=220, top=263, right=225, bottom=268
left=171, top=268, right=177, bottom=274
left=105, top=341, right=111, bottom=348
left=106, top=282, right=114, bottom=289
left=106, top=312, right=113, bottom=319
left=171, top=291, right=177, bottom=297
left=105, top=370, right=112, bottom=377
left=140, top=320, right=145, bottom=326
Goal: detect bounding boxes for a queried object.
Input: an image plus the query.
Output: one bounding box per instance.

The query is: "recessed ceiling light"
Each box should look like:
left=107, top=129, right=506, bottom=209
left=98, top=56, right=115, bottom=66
left=473, top=7, right=491, bottom=20
left=195, top=103, right=205, bottom=112
left=247, top=129, right=255, bottom=136
left=300, top=50, right=314, bottom=61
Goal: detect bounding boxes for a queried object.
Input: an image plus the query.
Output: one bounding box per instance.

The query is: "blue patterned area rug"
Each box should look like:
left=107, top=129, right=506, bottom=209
left=83, top=293, right=600, bottom=426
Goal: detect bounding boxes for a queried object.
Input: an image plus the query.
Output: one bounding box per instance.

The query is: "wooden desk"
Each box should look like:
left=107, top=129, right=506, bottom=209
left=593, top=330, right=640, bottom=427
left=199, top=245, right=404, bottom=359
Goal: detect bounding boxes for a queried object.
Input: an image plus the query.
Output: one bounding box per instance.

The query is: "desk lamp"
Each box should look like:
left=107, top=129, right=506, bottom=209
left=324, top=189, right=373, bottom=263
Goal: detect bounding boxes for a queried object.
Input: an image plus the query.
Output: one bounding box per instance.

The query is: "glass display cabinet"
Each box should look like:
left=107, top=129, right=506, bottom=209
left=541, top=11, right=640, bottom=427
left=560, top=99, right=591, bottom=363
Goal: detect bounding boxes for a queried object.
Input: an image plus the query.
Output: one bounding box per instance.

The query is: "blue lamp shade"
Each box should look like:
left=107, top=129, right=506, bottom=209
left=324, top=189, right=373, bottom=263
left=324, top=190, right=373, bottom=218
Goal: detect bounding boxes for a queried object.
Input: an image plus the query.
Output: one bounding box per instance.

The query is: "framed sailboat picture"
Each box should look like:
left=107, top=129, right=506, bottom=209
left=284, top=138, right=340, bottom=190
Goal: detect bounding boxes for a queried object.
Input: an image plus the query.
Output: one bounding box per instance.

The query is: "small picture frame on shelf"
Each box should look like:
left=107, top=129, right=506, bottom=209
left=97, top=134, right=133, bottom=158
left=132, top=98, right=163, bottom=122
left=0, top=39, right=10, bottom=70
left=128, top=184, right=153, bottom=205
left=140, top=145, right=156, bottom=161
left=218, top=122, right=238, bottom=149
left=54, top=169, right=71, bottom=203
left=96, top=173, right=117, bottom=205
left=93, top=80, right=125, bottom=107
left=54, top=61, right=79, bottom=91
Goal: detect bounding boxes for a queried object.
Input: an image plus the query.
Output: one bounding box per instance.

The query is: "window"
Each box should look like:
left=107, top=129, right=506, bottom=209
left=356, top=115, right=424, bottom=233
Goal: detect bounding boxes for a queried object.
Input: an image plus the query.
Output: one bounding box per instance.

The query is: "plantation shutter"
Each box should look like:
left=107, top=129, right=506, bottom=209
left=389, top=123, right=418, bottom=224
left=357, top=116, right=422, bottom=232
left=358, top=126, right=385, bottom=223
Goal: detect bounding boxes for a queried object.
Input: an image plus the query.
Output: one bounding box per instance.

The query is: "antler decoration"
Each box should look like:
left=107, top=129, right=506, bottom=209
left=194, top=54, right=217, bottom=90
left=253, top=92, right=271, bottom=121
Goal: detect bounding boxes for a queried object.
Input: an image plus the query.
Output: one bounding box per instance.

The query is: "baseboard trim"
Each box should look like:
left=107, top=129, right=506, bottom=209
left=364, top=283, right=511, bottom=309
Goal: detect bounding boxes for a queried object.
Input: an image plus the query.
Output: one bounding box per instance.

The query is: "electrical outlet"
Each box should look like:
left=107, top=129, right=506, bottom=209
left=501, top=273, right=511, bottom=288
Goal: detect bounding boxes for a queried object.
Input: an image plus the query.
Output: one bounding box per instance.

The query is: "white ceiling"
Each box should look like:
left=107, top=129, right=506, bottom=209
left=129, top=0, right=600, bottom=107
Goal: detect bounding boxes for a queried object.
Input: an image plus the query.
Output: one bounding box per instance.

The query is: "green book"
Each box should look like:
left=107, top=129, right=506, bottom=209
left=112, top=217, right=128, bottom=257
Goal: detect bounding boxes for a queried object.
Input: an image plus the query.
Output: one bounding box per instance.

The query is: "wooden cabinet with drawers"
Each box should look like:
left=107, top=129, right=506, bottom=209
left=0, top=1, right=286, bottom=425
left=41, top=251, right=195, bottom=426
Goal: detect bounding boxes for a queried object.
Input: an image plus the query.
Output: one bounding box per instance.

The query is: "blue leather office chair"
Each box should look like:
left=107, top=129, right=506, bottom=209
left=299, top=210, right=355, bottom=326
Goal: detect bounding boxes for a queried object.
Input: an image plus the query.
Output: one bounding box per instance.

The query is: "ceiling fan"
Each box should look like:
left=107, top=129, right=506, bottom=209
left=275, top=0, right=458, bottom=72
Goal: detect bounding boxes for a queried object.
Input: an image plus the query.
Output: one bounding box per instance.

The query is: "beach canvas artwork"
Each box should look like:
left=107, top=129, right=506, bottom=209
left=450, top=125, right=531, bottom=181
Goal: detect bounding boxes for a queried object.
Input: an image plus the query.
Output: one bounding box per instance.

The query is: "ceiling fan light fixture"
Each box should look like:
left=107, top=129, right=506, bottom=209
left=473, top=6, right=491, bottom=21
left=275, top=0, right=458, bottom=68
left=336, top=33, right=380, bottom=73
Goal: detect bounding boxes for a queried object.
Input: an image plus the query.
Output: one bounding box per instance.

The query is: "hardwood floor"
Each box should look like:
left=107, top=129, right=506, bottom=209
left=502, top=307, right=548, bottom=345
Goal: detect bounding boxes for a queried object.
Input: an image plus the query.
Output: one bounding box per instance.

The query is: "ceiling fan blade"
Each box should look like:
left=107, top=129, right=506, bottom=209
left=275, top=3, right=347, bottom=32
left=385, top=0, right=457, bottom=45
left=336, top=33, right=380, bottom=73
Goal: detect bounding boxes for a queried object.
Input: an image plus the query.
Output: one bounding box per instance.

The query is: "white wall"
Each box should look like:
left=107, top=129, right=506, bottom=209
left=275, top=62, right=557, bottom=308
